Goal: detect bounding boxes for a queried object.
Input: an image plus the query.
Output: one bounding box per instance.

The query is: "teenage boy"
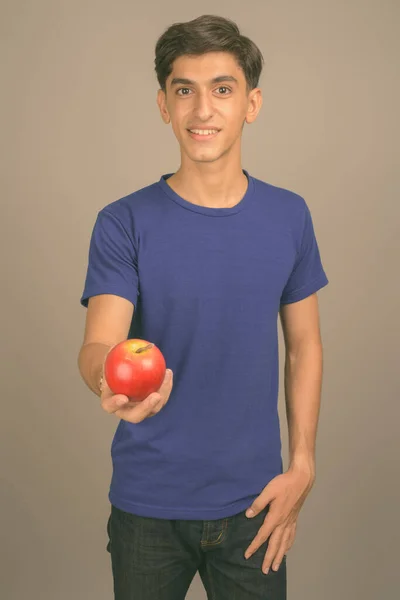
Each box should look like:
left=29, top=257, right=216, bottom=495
left=78, top=14, right=329, bottom=600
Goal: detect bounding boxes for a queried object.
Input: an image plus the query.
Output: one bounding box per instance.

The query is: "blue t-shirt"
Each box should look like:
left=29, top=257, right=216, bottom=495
left=80, top=170, right=329, bottom=520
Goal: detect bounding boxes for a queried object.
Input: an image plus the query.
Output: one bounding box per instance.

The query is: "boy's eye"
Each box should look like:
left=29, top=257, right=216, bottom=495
left=177, top=88, right=192, bottom=95
left=176, top=86, right=232, bottom=96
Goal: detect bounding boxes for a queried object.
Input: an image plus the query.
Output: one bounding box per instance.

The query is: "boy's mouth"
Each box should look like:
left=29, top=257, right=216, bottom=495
left=187, top=128, right=220, bottom=140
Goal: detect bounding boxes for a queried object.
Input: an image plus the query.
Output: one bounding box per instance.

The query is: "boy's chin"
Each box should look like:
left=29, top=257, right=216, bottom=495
left=182, top=147, right=225, bottom=164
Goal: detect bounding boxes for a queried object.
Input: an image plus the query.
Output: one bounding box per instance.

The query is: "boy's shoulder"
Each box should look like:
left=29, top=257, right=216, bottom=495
left=252, top=174, right=306, bottom=206
left=98, top=173, right=308, bottom=223
left=98, top=178, right=165, bottom=222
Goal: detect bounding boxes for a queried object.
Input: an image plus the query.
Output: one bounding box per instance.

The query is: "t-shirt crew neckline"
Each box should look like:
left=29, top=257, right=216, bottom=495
left=158, top=169, right=255, bottom=216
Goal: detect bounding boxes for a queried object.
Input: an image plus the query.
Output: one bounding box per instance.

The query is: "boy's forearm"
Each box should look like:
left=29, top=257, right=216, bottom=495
left=78, top=342, right=112, bottom=397
left=284, top=341, right=324, bottom=479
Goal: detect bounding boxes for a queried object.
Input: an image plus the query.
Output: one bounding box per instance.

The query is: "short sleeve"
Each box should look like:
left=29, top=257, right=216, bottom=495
left=80, top=209, right=139, bottom=308
left=280, top=201, right=329, bottom=305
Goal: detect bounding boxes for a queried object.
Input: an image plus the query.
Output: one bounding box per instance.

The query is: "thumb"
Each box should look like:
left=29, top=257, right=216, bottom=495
left=246, top=485, right=275, bottom=518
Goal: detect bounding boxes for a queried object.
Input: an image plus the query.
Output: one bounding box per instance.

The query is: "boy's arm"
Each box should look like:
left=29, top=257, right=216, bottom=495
left=78, top=294, right=134, bottom=397
left=279, top=292, right=324, bottom=479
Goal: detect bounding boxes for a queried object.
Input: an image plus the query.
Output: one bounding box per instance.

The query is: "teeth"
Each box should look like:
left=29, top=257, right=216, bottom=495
left=190, top=129, right=218, bottom=136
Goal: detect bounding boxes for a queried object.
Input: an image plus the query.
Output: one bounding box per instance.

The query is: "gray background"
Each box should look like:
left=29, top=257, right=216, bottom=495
left=1, top=0, right=399, bottom=598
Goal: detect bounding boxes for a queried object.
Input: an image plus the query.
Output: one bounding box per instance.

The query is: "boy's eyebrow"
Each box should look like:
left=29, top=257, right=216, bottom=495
left=170, top=75, right=238, bottom=86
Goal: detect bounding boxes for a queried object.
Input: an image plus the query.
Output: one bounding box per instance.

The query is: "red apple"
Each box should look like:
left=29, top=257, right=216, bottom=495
left=104, top=339, right=166, bottom=401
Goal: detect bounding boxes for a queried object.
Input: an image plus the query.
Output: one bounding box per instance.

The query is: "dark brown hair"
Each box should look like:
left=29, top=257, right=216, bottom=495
left=154, top=15, right=264, bottom=93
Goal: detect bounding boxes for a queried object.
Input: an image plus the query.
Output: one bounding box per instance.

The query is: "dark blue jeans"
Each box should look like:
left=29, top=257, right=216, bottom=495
left=106, top=504, right=287, bottom=599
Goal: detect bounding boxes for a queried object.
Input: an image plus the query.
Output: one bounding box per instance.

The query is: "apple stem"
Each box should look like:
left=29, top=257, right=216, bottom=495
left=136, top=343, right=154, bottom=354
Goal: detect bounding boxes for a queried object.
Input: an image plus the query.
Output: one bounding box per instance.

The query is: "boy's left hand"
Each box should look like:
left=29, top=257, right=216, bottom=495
left=244, top=466, right=315, bottom=574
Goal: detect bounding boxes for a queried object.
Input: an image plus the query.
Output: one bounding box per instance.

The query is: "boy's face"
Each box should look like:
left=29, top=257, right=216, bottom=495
left=157, top=52, right=262, bottom=165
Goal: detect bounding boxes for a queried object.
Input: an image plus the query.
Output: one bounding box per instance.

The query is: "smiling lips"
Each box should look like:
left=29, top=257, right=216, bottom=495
left=187, top=128, right=220, bottom=140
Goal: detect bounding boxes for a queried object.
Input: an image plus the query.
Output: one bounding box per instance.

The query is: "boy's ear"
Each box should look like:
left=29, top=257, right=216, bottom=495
left=157, top=89, right=171, bottom=124
left=245, top=88, right=262, bottom=125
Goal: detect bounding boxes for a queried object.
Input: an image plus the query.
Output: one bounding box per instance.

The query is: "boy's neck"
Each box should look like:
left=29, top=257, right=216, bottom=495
left=166, top=161, right=248, bottom=209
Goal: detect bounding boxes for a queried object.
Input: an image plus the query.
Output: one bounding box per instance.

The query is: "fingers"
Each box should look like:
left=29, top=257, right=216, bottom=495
left=244, top=507, right=281, bottom=559
left=261, top=526, right=288, bottom=574
left=245, top=520, right=295, bottom=576
left=261, top=521, right=296, bottom=574
left=102, top=369, right=174, bottom=423
left=115, top=392, right=164, bottom=423
left=157, top=369, right=174, bottom=397
left=146, top=368, right=174, bottom=415
left=245, top=523, right=275, bottom=559
left=101, top=391, right=129, bottom=413
left=100, top=374, right=130, bottom=413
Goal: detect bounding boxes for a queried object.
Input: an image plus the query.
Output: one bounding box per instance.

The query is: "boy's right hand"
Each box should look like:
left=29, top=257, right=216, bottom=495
left=100, top=369, right=173, bottom=423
